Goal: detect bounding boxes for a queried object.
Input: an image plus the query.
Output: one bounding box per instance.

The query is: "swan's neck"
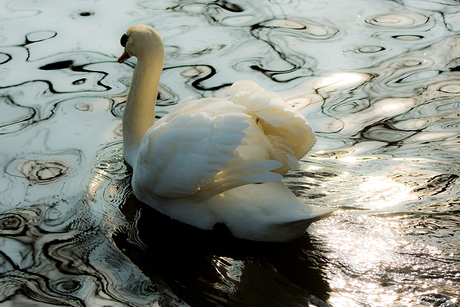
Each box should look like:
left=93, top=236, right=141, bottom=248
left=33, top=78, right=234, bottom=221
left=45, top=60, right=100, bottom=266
left=123, top=53, right=164, bottom=166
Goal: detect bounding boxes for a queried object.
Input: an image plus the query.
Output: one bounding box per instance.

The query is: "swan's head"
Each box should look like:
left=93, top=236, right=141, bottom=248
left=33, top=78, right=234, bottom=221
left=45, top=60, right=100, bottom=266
left=118, top=25, right=164, bottom=63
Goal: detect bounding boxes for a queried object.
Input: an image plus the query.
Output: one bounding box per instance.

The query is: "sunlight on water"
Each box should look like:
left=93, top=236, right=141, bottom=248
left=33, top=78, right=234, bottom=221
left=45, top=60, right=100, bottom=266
left=357, top=175, right=418, bottom=208
left=1, top=0, right=460, bottom=306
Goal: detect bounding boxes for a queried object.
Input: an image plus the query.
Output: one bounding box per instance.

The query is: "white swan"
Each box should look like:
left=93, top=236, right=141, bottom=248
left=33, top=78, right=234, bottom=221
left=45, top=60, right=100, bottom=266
left=117, top=25, right=331, bottom=242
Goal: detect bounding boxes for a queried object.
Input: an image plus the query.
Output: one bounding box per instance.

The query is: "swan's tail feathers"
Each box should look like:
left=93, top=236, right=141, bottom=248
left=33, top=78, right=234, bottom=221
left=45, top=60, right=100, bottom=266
left=269, top=207, right=333, bottom=242
left=229, top=80, right=317, bottom=175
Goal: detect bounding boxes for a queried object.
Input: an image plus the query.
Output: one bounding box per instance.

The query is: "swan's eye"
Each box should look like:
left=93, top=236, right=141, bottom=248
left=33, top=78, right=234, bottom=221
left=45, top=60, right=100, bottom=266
left=120, top=34, right=129, bottom=47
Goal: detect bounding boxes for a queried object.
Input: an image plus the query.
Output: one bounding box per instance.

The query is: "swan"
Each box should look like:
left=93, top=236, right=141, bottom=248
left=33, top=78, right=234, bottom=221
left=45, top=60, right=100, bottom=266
left=117, top=25, right=331, bottom=242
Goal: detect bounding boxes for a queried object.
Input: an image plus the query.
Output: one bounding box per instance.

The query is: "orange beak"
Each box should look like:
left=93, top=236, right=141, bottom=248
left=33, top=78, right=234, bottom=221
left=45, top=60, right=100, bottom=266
left=118, top=49, right=131, bottom=63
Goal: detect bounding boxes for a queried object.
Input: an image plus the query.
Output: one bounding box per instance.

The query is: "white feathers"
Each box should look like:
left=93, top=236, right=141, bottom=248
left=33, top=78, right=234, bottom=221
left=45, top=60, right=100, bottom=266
left=133, top=81, right=316, bottom=199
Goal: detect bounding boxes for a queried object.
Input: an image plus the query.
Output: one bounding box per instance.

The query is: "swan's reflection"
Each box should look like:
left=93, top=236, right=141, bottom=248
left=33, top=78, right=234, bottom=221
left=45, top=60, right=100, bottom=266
left=116, top=195, right=331, bottom=307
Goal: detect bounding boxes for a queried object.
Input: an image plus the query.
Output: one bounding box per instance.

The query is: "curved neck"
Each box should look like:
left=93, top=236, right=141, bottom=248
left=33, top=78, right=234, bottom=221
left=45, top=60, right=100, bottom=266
left=123, top=53, right=164, bottom=166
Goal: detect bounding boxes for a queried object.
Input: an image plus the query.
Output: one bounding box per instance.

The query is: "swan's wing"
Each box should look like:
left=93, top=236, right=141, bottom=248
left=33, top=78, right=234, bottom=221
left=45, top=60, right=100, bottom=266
left=133, top=98, right=282, bottom=199
left=230, top=80, right=316, bottom=174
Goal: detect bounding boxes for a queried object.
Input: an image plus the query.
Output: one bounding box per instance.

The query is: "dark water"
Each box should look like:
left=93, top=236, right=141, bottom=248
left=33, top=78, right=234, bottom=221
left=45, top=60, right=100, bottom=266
left=1, top=0, right=459, bottom=306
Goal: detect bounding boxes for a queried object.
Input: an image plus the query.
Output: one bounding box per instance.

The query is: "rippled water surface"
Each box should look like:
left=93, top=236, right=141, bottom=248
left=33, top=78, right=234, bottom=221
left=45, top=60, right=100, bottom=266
left=1, top=0, right=460, bottom=306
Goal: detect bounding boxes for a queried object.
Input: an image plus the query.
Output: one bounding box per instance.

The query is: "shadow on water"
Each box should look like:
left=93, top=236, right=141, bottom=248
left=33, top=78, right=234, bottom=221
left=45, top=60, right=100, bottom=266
left=0, top=195, right=331, bottom=307
left=115, top=195, right=332, bottom=307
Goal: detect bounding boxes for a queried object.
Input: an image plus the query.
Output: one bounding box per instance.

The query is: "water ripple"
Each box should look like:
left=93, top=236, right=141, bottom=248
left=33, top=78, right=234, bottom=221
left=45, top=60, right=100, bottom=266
left=1, top=0, right=460, bottom=306
left=17, top=160, right=70, bottom=185
left=256, top=18, right=339, bottom=40
left=0, top=95, right=36, bottom=135
left=366, top=13, right=430, bottom=28
left=25, top=31, right=57, bottom=44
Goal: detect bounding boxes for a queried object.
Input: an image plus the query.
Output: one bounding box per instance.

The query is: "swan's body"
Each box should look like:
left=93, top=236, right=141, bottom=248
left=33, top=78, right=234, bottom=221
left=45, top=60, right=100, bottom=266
left=118, top=25, right=331, bottom=242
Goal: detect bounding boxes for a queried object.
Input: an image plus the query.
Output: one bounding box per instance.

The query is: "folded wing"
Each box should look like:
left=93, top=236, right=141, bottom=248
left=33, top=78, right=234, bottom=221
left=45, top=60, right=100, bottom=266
left=132, top=98, right=284, bottom=199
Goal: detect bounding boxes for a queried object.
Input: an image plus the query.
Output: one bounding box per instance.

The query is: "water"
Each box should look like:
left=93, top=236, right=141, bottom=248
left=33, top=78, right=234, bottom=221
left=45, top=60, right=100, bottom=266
left=1, top=0, right=459, bottom=306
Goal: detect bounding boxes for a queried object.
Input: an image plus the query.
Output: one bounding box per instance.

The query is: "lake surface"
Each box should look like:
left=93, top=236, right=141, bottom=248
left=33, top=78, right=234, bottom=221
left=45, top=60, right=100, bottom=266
left=1, top=0, right=459, bottom=306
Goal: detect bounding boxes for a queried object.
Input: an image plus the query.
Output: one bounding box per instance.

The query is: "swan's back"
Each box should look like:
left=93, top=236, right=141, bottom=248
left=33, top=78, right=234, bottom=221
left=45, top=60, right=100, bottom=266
left=229, top=80, right=316, bottom=175
left=132, top=80, right=316, bottom=201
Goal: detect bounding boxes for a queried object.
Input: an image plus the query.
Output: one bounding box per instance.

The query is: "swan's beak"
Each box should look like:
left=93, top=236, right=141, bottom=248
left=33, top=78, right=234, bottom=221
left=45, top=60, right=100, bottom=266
left=118, top=49, right=131, bottom=63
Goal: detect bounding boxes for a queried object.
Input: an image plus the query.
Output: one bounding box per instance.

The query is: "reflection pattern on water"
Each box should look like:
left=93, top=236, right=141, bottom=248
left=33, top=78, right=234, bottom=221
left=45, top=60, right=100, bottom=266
left=0, top=0, right=459, bottom=306
left=0, top=150, right=187, bottom=306
left=0, top=209, right=179, bottom=306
